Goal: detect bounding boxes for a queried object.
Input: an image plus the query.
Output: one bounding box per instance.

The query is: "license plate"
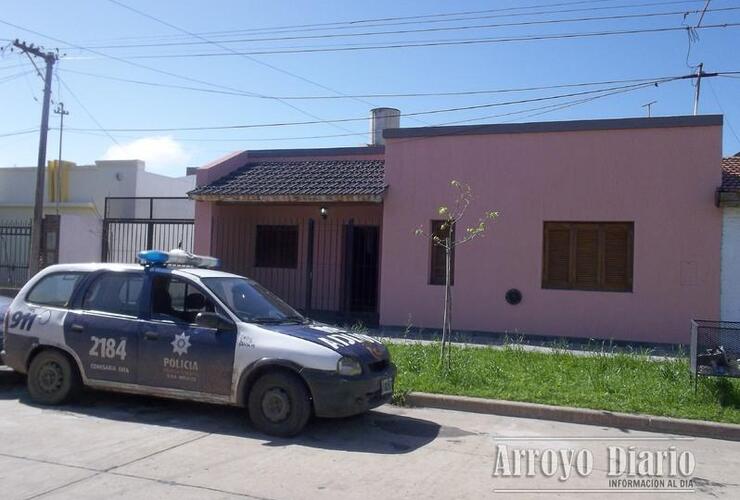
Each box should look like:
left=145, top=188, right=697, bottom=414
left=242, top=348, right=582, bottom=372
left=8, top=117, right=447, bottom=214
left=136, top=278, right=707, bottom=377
left=381, top=377, right=393, bottom=395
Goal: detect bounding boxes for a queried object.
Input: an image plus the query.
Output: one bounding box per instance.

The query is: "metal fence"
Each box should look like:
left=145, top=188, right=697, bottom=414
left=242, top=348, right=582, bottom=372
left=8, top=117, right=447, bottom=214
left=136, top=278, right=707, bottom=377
left=0, top=220, right=31, bottom=288
left=102, top=197, right=194, bottom=263
left=690, top=320, right=740, bottom=378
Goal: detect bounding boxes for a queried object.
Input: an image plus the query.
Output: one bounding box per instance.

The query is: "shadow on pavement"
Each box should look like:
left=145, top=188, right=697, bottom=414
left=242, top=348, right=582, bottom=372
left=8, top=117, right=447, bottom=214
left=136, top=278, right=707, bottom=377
left=0, top=368, right=442, bottom=454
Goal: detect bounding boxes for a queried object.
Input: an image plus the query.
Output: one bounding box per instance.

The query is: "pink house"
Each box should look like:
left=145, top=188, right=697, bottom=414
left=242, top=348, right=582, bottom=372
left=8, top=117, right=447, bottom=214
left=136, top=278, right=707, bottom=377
left=190, top=112, right=723, bottom=345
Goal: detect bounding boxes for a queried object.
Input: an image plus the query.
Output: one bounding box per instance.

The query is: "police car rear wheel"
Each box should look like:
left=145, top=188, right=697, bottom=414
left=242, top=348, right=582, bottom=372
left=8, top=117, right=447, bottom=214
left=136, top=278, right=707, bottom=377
left=28, top=350, right=80, bottom=405
left=248, top=372, right=311, bottom=437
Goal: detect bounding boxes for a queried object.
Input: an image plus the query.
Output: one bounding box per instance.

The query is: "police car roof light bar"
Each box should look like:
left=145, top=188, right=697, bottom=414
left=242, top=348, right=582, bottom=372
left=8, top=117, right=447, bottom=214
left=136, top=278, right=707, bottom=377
left=137, top=249, right=221, bottom=269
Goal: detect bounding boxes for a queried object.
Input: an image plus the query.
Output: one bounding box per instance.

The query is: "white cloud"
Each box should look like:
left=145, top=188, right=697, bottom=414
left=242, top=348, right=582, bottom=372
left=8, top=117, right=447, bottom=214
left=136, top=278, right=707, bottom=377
left=102, top=136, right=191, bottom=176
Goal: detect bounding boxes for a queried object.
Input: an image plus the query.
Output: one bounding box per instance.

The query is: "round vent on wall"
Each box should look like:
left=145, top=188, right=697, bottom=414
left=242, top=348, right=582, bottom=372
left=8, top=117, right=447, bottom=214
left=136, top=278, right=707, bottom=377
left=505, top=288, right=522, bottom=305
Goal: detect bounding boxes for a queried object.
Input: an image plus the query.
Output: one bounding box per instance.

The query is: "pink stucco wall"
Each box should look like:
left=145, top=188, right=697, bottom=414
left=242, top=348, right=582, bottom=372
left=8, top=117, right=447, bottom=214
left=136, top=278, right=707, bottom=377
left=379, top=124, right=723, bottom=344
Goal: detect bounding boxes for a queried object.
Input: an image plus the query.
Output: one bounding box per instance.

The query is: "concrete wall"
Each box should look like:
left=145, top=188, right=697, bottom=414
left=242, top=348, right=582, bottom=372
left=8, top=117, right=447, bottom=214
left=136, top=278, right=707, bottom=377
left=58, top=214, right=102, bottom=264
left=379, top=123, right=723, bottom=344
left=721, top=207, right=740, bottom=321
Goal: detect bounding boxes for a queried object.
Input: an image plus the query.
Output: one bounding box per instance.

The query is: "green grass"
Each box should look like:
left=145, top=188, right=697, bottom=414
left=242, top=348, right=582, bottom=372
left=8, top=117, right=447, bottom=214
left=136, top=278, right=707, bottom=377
left=387, top=342, right=740, bottom=424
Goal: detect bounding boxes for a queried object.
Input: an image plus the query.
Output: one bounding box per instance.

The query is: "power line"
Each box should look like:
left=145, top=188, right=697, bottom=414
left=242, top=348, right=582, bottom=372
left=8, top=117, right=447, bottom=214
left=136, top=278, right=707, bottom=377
left=706, top=79, right=740, bottom=147
left=63, top=76, right=688, bottom=133
left=60, top=68, right=737, bottom=100
left=105, top=0, right=425, bottom=128
left=61, top=80, right=661, bottom=144
left=0, top=128, right=39, bottom=138
left=72, top=0, right=706, bottom=44
left=112, top=22, right=740, bottom=58
left=73, top=6, right=740, bottom=49
left=0, top=18, right=270, bottom=100
left=56, top=74, right=120, bottom=146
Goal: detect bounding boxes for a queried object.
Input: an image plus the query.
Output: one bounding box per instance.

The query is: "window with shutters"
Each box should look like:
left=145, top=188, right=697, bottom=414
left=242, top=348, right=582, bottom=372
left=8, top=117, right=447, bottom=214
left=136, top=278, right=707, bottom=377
left=255, top=225, right=299, bottom=268
left=542, top=222, right=633, bottom=292
left=429, top=220, right=455, bottom=286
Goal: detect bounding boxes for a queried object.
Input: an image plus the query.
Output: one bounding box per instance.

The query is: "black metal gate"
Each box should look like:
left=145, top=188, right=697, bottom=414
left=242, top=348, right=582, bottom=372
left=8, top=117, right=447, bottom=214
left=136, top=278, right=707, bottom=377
left=0, top=220, right=31, bottom=288
left=102, top=197, right=194, bottom=263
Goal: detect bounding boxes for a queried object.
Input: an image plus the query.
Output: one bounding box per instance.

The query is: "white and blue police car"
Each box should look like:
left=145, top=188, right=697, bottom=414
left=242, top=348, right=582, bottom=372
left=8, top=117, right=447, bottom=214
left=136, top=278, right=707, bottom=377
left=1, top=250, right=395, bottom=436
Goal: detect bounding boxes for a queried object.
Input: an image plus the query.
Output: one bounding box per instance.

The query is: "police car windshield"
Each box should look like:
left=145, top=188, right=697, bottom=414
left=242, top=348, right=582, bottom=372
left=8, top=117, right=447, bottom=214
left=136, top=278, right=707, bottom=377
left=201, top=277, right=305, bottom=324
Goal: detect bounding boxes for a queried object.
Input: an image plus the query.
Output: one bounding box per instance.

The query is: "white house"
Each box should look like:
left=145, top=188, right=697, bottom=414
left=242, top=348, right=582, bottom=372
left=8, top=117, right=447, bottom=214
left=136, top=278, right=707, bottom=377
left=0, top=159, right=194, bottom=266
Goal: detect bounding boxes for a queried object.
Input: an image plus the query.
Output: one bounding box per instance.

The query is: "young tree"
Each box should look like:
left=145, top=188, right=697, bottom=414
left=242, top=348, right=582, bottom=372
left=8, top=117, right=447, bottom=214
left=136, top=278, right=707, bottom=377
left=415, top=180, right=498, bottom=367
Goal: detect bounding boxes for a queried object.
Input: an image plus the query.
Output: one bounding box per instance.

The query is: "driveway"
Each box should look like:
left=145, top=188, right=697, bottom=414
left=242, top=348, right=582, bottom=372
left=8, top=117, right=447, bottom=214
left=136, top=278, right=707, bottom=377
left=0, top=368, right=737, bottom=499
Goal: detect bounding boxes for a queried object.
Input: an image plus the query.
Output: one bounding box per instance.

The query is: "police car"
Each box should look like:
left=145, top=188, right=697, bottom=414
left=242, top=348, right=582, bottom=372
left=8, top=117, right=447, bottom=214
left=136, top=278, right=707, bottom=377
left=1, top=250, right=395, bottom=437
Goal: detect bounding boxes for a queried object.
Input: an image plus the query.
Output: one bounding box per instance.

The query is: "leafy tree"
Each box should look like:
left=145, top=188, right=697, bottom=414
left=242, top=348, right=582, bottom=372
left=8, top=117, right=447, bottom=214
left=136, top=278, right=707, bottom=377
left=415, top=180, right=499, bottom=367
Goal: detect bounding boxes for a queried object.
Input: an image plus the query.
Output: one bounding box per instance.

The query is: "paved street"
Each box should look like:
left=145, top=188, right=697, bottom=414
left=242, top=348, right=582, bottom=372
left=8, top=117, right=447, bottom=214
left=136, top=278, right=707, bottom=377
left=0, top=369, right=738, bottom=500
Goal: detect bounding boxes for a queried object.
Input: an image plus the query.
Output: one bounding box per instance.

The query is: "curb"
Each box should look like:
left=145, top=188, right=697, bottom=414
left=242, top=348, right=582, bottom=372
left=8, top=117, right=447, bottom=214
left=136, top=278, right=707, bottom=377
left=404, top=392, right=740, bottom=441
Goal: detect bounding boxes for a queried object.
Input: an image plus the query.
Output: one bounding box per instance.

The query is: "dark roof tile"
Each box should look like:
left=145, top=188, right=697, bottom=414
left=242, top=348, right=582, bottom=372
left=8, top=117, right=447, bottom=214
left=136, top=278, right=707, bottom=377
left=189, top=159, right=385, bottom=198
left=722, top=156, right=740, bottom=190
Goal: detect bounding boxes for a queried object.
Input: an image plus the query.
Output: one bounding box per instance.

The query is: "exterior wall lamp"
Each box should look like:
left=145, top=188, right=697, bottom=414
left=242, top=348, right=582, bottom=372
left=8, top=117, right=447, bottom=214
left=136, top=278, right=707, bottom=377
left=320, top=207, right=328, bottom=219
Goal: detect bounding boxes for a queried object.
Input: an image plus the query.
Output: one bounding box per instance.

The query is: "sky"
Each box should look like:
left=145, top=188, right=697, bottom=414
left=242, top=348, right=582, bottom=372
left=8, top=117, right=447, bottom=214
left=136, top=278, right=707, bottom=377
left=1, top=0, right=739, bottom=177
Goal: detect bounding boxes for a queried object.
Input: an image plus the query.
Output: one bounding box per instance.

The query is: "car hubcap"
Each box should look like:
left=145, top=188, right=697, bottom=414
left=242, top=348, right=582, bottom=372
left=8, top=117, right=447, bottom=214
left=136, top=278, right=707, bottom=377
left=262, top=388, right=290, bottom=423
left=38, top=361, right=64, bottom=394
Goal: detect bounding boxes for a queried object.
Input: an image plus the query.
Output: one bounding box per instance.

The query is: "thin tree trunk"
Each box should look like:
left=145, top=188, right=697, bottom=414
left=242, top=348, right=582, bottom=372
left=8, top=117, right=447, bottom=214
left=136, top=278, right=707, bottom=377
left=442, top=231, right=453, bottom=367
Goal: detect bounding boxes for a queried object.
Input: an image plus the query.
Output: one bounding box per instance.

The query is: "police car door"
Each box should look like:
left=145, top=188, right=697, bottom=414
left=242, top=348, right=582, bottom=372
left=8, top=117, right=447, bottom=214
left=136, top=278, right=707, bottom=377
left=64, top=271, right=143, bottom=384
left=138, top=273, right=236, bottom=395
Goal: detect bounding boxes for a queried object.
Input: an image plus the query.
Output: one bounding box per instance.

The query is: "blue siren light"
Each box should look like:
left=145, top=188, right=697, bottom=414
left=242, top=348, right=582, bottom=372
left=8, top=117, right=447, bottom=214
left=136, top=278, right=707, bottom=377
left=137, top=249, right=220, bottom=269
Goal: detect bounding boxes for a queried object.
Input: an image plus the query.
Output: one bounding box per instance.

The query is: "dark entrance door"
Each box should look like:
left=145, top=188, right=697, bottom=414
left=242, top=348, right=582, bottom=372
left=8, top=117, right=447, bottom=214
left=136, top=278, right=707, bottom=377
left=346, top=225, right=380, bottom=314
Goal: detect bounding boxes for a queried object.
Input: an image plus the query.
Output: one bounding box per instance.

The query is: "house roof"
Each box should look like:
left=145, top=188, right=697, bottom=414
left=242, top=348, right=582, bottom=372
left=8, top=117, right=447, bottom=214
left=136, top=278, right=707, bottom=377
left=722, top=155, right=740, bottom=191
left=383, top=114, right=723, bottom=139
left=189, top=159, right=385, bottom=202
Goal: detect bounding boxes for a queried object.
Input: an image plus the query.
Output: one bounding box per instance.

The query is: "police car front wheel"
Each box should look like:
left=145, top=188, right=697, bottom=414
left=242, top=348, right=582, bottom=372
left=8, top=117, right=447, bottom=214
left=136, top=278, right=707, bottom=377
left=27, top=350, right=81, bottom=405
left=248, top=372, right=311, bottom=437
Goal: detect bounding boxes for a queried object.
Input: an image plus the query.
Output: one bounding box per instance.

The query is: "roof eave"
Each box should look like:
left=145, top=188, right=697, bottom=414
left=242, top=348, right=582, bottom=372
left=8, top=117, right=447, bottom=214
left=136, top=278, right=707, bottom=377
left=717, top=189, right=740, bottom=207
left=188, top=193, right=384, bottom=203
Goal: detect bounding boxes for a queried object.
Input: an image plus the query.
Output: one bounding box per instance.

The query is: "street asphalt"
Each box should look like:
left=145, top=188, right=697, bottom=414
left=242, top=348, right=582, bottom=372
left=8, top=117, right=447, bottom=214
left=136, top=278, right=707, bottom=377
left=0, top=368, right=738, bottom=499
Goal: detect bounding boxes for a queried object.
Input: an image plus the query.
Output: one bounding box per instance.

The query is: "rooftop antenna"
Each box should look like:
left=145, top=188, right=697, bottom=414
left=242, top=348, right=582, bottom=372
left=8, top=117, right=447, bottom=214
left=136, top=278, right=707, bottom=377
left=641, top=101, right=657, bottom=117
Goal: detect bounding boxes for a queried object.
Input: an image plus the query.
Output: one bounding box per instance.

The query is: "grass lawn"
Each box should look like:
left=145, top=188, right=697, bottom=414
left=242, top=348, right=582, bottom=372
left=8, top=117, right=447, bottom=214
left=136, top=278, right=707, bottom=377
left=387, top=342, right=740, bottom=425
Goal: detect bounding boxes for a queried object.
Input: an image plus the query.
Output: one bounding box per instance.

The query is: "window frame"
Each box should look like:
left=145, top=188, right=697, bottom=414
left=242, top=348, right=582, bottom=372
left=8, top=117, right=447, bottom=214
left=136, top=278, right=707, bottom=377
left=428, top=219, right=455, bottom=286
left=148, top=274, right=219, bottom=325
left=541, top=221, right=633, bottom=293
left=80, top=271, right=146, bottom=317
left=254, top=224, right=299, bottom=269
left=25, top=271, right=88, bottom=308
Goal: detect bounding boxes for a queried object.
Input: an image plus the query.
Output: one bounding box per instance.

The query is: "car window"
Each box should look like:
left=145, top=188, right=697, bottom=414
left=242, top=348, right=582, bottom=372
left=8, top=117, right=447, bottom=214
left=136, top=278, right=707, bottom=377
left=26, top=272, right=86, bottom=308
left=151, top=275, right=215, bottom=324
left=82, top=273, right=144, bottom=316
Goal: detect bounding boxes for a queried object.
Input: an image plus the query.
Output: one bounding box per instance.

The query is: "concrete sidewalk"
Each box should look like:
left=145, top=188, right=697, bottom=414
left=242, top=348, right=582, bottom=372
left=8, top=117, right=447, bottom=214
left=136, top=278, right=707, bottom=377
left=0, top=370, right=737, bottom=499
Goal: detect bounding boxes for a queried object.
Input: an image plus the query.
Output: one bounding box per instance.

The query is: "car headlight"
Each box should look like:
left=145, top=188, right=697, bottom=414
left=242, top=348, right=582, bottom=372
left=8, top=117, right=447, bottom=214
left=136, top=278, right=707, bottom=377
left=337, top=356, right=362, bottom=376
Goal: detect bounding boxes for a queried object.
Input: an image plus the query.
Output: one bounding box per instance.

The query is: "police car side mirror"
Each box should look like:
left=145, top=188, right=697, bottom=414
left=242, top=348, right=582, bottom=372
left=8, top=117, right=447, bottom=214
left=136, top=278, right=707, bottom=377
left=195, top=312, right=234, bottom=331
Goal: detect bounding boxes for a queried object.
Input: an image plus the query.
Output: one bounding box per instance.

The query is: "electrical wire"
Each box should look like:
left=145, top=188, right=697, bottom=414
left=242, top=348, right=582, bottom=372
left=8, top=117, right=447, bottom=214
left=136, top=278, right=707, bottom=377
left=113, top=23, right=740, bottom=58
left=69, top=6, right=740, bottom=49
left=105, top=0, right=426, bottom=128
left=63, top=76, right=686, bottom=133
left=56, top=74, right=120, bottom=146
left=72, top=0, right=706, bottom=44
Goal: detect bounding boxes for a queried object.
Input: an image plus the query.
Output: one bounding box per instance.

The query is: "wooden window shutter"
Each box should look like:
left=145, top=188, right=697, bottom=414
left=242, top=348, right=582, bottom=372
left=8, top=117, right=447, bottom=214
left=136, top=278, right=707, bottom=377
left=603, top=223, right=633, bottom=291
left=543, top=224, right=571, bottom=287
left=574, top=225, right=600, bottom=288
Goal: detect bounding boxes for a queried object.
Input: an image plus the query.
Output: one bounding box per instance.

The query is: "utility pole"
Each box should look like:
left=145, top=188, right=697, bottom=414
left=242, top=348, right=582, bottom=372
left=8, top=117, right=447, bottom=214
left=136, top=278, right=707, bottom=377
left=53, top=102, right=69, bottom=215
left=693, top=63, right=704, bottom=116
left=12, top=40, right=57, bottom=276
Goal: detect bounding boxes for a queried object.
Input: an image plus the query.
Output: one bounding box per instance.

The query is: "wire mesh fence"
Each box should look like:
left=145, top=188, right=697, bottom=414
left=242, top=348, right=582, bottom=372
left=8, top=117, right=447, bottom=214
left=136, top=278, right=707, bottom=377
left=691, top=320, right=740, bottom=378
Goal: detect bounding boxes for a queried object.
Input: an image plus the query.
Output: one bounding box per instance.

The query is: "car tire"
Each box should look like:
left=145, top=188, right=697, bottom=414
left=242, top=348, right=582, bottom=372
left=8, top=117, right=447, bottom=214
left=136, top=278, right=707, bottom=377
left=248, top=371, right=311, bottom=437
left=27, top=350, right=81, bottom=405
